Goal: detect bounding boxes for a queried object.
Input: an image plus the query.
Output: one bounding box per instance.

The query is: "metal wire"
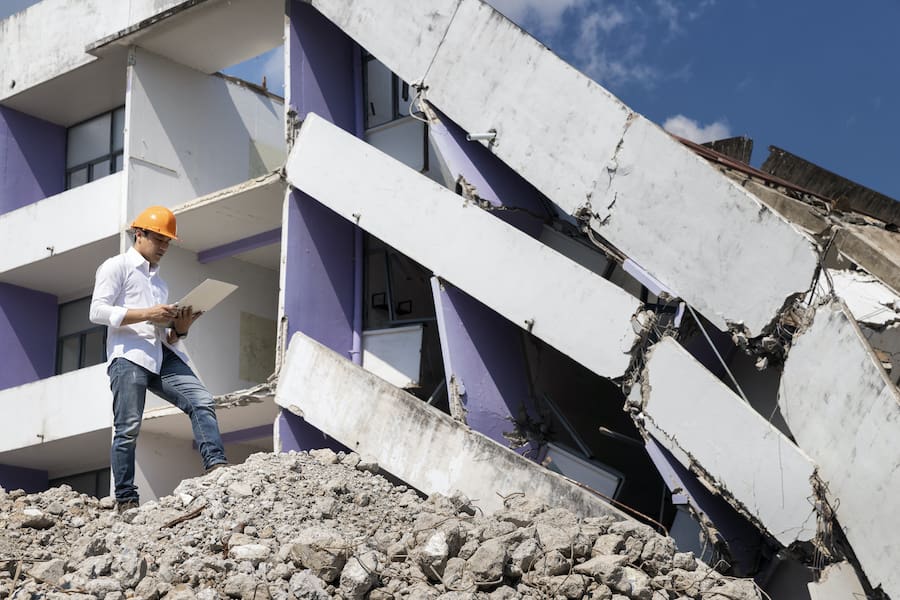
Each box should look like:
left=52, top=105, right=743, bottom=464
left=684, top=304, right=752, bottom=406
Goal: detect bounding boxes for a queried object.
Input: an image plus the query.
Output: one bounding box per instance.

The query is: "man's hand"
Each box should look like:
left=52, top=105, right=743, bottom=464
left=171, top=305, right=202, bottom=334
left=122, top=304, right=177, bottom=326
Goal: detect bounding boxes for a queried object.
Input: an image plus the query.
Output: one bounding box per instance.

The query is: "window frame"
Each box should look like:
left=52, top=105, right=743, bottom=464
left=362, top=52, right=411, bottom=130
left=65, top=106, right=126, bottom=190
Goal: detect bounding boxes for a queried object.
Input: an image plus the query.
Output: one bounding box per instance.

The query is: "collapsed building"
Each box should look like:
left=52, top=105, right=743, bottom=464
left=0, top=0, right=897, bottom=598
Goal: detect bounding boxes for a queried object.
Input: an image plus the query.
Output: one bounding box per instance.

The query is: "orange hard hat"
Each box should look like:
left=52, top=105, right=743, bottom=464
left=131, top=205, right=177, bottom=240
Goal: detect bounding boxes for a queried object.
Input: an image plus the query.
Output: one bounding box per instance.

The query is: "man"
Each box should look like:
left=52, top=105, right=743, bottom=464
left=90, top=205, right=227, bottom=512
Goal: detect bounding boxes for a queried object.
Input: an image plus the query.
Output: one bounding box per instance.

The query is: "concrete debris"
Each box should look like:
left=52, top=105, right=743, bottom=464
left=0, top=452, right=764, bottom=600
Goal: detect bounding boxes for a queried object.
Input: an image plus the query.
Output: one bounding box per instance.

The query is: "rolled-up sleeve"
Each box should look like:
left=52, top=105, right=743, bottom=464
left=90, top=259, right=127, bottom=327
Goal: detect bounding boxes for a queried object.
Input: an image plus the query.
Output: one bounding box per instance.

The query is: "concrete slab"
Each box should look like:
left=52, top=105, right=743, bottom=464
left=807, top=562, right=866, bottom=600
left=275, top=331, right=632, bottom=518
left=633, top=337, right=818, bottom=546
left=779, top=302, right=900, bottom=599
left=285, top=114, right=642, bottom=378
left=306, top=0, right=820, bottom=336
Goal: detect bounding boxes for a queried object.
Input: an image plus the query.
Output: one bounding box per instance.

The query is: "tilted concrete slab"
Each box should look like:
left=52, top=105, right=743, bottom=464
left=632, top=337, right=818, bottom=546
left=275, top=331, right=632, bottom=518
left=807, top=562, right=866, bottom=600
left=286, top=114, right=642, bottom=378
left=304, top=0, right=819, bottom=336
left=779, top=302, right=900, bottom=599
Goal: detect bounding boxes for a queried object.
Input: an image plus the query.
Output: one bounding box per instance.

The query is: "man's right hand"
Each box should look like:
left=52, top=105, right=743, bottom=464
left=121, top=304, right=178, bottom=326
left=144, top=304, right=178, bottom=324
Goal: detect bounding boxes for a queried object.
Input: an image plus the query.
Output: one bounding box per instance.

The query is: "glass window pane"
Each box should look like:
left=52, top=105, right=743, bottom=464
left=112, top=107, right=125, bottom=152
left=114, top=153, right=124, bottom=173
left=59, top=297, right=93, bottom=337
left=82, top=329, right=105, bottom=368
left=67, top=113, right=111, bottom=167
left=397, top=79, right=410, bottom=117
left=365, top=59, right=393, bottom=129
left=58, top=336, right=80, bottom=374
left=68, top=167, right=88, bottom=189
left=91, top=159, right=111, bottom=181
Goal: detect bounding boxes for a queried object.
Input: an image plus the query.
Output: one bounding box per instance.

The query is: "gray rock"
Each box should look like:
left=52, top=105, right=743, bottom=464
left=229, top=544, right=271, bottom=564
left=609, top=566, right=653, bottom=600
left=84, top=577, right=122, bottom=596
left=411, top=530, right=450, bottom=580
left=572, top=554, right=628, bottom=585
left=532, top=549, right=570, bottom=577
left=165, top=583, right=198, bottom=599
left=672, top=551, right=697, bottom=571
left=506, top=537, right=540, bottom=578
left=339, top=550, right=379, bottom=599
left=465, top=538, right=507, bottom=586
left=443, top=557, right=476, bottom=592
left=287, top=527, right=348, bottom=583
left=17, top=508, right=55, bottom=529
left=535, top=523, right=591, bottom=559
left=27, top=558, right=66, bottom=585
left=592, top=533, right=625, bottom=556
left=543, top=574, right=590, bottom=599
left=308, top=449, right=338, bottom=465
left=288, top=570, right=329, bottom=599
left=640, top=536, right=676, bottom=574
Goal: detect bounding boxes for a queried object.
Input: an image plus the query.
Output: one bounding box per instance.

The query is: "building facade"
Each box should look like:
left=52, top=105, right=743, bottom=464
left=1, top=1, right=898, bottom=598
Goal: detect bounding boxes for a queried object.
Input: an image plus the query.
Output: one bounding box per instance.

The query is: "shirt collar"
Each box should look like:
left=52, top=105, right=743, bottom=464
left=126, top=246, right=160, bottom=276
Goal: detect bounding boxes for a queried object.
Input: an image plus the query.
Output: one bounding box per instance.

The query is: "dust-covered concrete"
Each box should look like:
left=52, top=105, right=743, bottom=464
left=0, top=451, right=762, bottom=599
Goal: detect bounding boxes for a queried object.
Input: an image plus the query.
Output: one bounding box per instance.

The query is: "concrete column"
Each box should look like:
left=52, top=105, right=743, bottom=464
left=0, top=464, right=48, bottom=493
left=432, top=278, right=537, bottom=453
left=282, top=0, right=360, bottom=447
left=0, top=106, right=65, bottom=216
left=0, top=282, right=57, bottom=391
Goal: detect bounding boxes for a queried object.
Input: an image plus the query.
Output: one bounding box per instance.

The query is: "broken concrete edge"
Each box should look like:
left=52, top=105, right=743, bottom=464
left=273, top=330, right=638, bottom=523
left=638, top=411, right=824, bottom=556
left=623, top=339, right=825, bottom=547
left=86, top=0, right=211, bottom=55
left=777, top=299, right=900, bottom=600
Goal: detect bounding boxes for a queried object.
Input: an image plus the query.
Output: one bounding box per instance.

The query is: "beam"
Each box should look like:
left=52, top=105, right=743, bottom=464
left=197, top=228, right=281, bottom=263
left=275, top=331, right=631, bottom=518
left=286, top=114, right=642, bottom=379
left=632, top=337, right=818, bottom=546
left=305, top=0, right=820, bottom=336
left=779, top=302, right=900, bottom=599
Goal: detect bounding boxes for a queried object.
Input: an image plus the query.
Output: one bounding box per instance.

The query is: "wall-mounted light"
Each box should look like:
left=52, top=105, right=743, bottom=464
left=466, top=129, right=497, bottom=142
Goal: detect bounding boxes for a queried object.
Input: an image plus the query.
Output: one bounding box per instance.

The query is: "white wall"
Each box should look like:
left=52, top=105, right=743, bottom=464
left=779, top=302, right=900, bottom=600
left=126, top=48, right=285, bottom=221
left=148, top=244, right=279, bottom=397
left=0, top=173, right=121, bottom=274
left=0, top=0, right=193, bottom=102
left=0, top=364, right=110, bottom=453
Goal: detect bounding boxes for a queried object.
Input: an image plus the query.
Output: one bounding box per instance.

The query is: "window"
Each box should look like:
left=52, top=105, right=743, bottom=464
left=66, top=106, right=125, bottom=189
left=363, top=52, right=411, bottom=129
left=56, top=297, right=106, bottom=375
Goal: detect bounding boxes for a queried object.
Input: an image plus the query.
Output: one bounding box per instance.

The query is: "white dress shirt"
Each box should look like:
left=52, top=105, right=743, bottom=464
left=90, top=247, right=188, bottom=374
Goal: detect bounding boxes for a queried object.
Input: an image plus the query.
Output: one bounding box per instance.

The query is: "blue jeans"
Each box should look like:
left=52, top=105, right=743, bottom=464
left=108, top=347, right=227, bottom=503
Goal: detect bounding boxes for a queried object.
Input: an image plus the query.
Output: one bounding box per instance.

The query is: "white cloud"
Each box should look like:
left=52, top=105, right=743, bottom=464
left=486, top=0, right=585, bottom=34
left=662, top=114, right=731, bottom=143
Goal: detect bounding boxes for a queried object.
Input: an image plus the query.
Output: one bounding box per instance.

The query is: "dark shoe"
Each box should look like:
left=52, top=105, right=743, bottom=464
left=116, top=500, right=139, bottom=514
left=205, top=462, right=228, bottom=474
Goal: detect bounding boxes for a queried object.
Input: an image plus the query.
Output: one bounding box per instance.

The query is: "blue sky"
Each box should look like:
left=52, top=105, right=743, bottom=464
left=4, top=0, right=898, bottom=199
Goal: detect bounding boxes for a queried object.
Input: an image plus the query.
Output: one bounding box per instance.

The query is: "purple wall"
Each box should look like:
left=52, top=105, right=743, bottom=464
left=646, top=437, right=764, bottom=576
left=0, top=464, right=48, bottom=493
left=432, top=279, right=538, bottom=454
left=289, top=0, right=357, bottom=131
left=0, top=106, right=65, bottom=216
left=277, top=411, right=349, bottom=453
left=0, top=283, right=58, bottom=391
left=281, top=1, right=361, bottom=446
left=429, top=109, right=548, bottom=238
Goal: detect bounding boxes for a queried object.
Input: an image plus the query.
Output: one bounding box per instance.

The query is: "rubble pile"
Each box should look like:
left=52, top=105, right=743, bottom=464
left=0, top=451, right=761, bottom=600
